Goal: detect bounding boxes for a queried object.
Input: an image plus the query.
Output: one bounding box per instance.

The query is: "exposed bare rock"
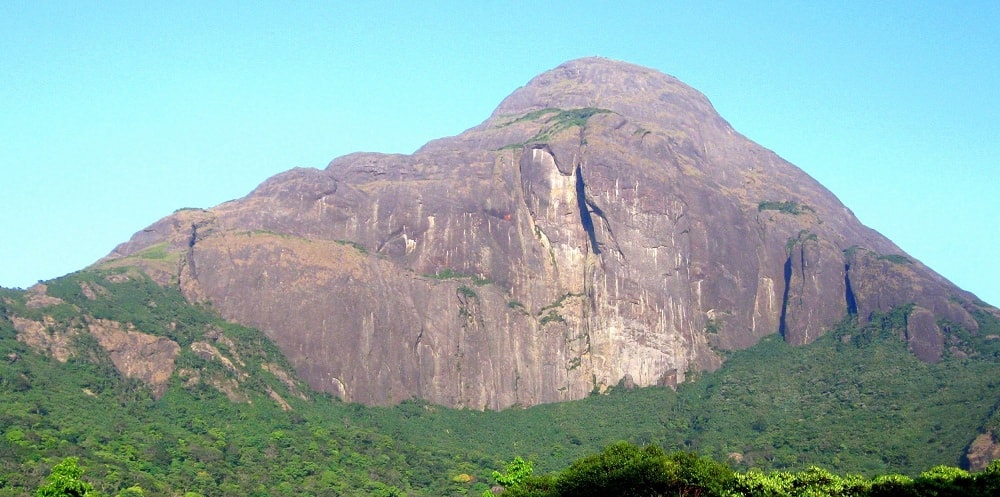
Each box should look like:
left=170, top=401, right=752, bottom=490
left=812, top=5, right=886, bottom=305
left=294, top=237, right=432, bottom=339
left=905, top=306, right=943, bottom=362
left=14, top=312, right=182, bottom=398
left=267, top=387, right=292, bottom=411
left=177, top=368, right=201, bottom=388
left=263, top=363, right=308, bottom=401
left=78, top=281, right=109, bottom=300
left=86, top=318, right=180, bottom=398
left=846, top=247, right=979, bottom=361
left=13, top=311, right=181, bottom=398
left=176, top=365, right=249, bottom=403
left=191, top=341, right=246, bottom=379
left=186, top=339, right=295, bottom=404
left=209, top=377, right=247, bottom=403
left=622, top=373, right=636, bottom=390
left=13, top=316, right=77, bottom=362
left=209, top=331, right=246, bottom=367
left=24, top=284, right=65, bottom=309
left=102, top=58, right=994, bottom=409
left=965, top=432, right=1000, bottom=471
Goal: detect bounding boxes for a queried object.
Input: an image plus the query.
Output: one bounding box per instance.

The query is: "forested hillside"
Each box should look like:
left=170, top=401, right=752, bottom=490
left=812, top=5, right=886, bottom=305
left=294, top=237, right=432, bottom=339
left=2, top=270, right=999, bottom=495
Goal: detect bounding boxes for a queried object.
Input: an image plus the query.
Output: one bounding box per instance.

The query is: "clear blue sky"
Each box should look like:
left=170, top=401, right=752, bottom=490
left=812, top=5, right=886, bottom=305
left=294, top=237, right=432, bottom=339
left=2, top=2, right=997, bottom=306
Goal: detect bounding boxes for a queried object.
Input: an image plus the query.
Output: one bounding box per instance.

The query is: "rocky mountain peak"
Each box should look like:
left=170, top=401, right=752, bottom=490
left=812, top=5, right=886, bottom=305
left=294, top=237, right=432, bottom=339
left=101, top=59, right=996, bottom=409
left=491, top=57, right=722, bottom=128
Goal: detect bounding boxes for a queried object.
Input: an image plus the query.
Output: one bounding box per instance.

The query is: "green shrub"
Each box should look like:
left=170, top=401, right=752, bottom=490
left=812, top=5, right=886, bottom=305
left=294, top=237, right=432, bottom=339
left=539, top=311, right=564, bottom=325
left=758, top=200, right=814, bottom=215
left=336, top=239, right=367, bottom=254
left=878, top=253, right=912, bottom=264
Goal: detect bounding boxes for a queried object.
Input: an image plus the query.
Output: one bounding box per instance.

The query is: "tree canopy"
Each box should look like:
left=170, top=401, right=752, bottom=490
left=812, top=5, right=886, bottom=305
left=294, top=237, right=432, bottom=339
left=35, top=458, right=96, bottom=497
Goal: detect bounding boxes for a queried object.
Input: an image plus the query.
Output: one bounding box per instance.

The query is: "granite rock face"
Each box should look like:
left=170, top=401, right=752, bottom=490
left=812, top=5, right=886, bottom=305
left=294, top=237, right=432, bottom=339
left=103, top=58, right=989, bottom=409
left=965, top=432, right=1000, bottom=471
left=86, top=318, right=181, bottom=398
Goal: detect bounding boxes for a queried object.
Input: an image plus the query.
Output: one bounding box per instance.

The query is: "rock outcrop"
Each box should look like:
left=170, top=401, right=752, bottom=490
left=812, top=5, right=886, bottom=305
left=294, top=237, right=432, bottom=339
left=102, top=58, right=993, bottom=409
left=13, top=314, right=78, bottom=363
left=86, top=318, right=181, bottom=398
left=965, top=432, right=1000, bottom=471
left=8, top=278, right=300, bottom=405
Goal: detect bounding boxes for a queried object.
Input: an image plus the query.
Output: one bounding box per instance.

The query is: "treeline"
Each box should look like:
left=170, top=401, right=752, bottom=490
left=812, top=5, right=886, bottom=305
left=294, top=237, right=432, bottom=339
left=497, top=441, right=1000, bottom=497
left=23, top=443, right=1000, bottom=497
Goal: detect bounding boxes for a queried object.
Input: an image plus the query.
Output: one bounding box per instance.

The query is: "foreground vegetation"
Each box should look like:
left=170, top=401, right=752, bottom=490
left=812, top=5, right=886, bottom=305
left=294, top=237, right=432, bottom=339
left=19, top=443, right=1000, bottom=496
left=2, top=270, right=999, bottom=495
left=499, top=441, right=1000, bottom=497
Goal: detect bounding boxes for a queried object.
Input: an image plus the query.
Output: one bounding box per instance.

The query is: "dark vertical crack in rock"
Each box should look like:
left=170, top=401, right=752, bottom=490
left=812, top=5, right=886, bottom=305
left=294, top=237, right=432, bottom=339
left=574, top=165, right=601, bottom=254
left=586, top=194, right=626, bottom=260
left=186, top=223, right=199, bottom=280
left=844, top=262, right=858, bottom=315
left=778, top=253, right=793, bottom=338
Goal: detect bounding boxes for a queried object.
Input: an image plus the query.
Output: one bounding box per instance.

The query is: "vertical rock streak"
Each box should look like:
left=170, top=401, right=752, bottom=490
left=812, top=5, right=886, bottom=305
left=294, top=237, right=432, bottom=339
left=574, top=165, right=601, bottom=255
left=844, top=262, right=858, bottom=316
left=778, top=254, right=793, bottom=339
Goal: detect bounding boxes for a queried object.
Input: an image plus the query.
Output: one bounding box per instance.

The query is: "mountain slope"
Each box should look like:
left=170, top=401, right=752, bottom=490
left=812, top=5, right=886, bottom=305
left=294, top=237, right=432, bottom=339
left=0, top=273, right=470, bottom=496
left=100, top=57, right=993, bottom=410
left=3, top=275, right=1000, bottom=496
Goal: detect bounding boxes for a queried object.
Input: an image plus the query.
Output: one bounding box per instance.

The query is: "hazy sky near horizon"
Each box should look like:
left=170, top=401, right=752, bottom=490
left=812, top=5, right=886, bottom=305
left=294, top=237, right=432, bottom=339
left=2, top=2, right=998, bottom=306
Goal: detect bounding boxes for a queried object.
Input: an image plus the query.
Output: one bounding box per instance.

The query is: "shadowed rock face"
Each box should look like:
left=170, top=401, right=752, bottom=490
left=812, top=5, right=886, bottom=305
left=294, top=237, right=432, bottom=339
left=103, top=58, right=992, bottom=409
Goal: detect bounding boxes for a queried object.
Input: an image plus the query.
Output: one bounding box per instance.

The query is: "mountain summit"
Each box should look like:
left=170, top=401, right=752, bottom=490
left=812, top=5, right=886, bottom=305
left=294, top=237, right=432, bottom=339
left=102, top=58, right=992, bottom=409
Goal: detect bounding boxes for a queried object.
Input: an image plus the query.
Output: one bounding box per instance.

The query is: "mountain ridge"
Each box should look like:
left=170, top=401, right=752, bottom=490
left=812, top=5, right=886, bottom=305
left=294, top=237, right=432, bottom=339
left=97, top=57, right=993, bottom=410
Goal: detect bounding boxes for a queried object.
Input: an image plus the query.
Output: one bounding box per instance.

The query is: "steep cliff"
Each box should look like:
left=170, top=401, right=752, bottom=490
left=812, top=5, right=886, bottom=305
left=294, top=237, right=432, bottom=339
left=101, top=58, right=993, bottom=409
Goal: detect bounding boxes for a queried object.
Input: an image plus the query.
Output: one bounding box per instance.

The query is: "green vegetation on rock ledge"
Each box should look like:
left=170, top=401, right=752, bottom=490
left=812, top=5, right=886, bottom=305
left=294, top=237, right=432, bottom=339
left=878, top=253, right=912, bottom=264
left=335, top=239, right=367, bottom=254
left=425, top=267, right=492, bottom=286
left=758, top=200, right=815, bottom=215
left=2, top=270, right=1000, bottom=495
left=498, top=107, right=613, bottom=149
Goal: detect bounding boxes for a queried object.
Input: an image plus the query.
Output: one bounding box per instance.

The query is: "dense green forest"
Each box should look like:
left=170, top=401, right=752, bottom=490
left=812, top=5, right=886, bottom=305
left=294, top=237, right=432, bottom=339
left=2, top=269, right=999, bottom=495
left=497, top=441, right=1000, bottom=496
left=22, top=444, right=1000, bottom=497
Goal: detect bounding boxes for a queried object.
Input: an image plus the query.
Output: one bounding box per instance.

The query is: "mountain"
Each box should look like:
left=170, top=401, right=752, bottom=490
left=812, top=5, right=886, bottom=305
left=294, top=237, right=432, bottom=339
left=93, top=57, right=994, bottom=411
left=4, top=59, right=1000, bottom=493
